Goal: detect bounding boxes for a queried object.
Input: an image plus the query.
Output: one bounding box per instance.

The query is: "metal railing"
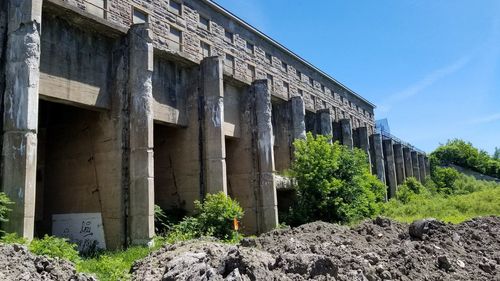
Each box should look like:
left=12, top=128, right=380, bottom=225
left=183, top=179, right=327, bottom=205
left=379, top=129, right=426, bottom=154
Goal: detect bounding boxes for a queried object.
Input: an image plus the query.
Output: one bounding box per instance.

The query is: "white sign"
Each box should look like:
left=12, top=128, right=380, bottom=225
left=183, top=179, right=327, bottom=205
left=52, top=213, right=106, bottom=253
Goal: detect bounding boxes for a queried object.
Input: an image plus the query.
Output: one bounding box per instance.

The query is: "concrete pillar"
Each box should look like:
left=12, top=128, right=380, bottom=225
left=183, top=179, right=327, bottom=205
left=1, top=0, right=42, bottom=239
left=358, top=127, right=372, bottom=168
left=370, top=133, right=386, bottom=185
left=128, top=24, right=154, bottom=245
left=383, top=139, right=397, bottom=199
left=252, top=80, right=278, bottom=233
left=316, top=108, right=333, bottom=139
left=340, top=118, right=353, bottom=149
left=424, top=156, right=431, bottom=177
left=393, top=143, right=406, bottom=185
left=403, top=147, right=413, bottom=178
left=411, top=151, right=421, bottom=182
left=200, top=57, right=227, bottom=195
left=290, top=96, right=306, bottom=140
left=418, top=153, right=426, bottom=182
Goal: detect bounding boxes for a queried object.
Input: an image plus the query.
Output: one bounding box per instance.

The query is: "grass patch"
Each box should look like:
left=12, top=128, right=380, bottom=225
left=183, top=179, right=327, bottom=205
left=382, top=187, right=500, bottom=223
left=76, top=246, right=151, bottom=281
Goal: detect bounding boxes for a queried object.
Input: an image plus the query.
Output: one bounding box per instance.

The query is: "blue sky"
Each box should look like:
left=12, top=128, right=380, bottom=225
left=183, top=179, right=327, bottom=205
left=214, top=0, right=500, bottom=154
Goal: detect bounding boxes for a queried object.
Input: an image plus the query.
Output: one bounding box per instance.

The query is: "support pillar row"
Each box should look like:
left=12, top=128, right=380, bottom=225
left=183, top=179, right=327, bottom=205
left=1, top=0, right=43, bottom=239
left=411, top=151, right=421, bottom=182
left=370, top=133, right=386, bottom=186
left=403, top=147, right=413, bottom=179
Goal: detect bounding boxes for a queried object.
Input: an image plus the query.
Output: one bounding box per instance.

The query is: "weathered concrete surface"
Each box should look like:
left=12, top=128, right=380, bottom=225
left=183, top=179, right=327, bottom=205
left=393, top=143, right=406, bottom=185
left=128, top=24, right=154, bottom=245
left=201, top=56, right=227, bottom=195
left=316, top=109, right=333, bottom=140
left=383, top=139, right=397, bottom=199
left=340, top=119, right=353, bottom=149
left=290, top=96, right=306, bottom=141
left=411, top=151, right=421, bottom=182
left=418, top=153, right=426, bottom=182
left=1, top=0, right=42, bottom=239
left=253, top=80, right=278, bottom=233
left=403, top=147, right=413, bottom=179
left=424, top=156, right=431, bottom=178
left=357, top=127, right=371, bottom=168
left=272, top=101, right=293, bottom=173
left=370, top=133, right=386, bottom=185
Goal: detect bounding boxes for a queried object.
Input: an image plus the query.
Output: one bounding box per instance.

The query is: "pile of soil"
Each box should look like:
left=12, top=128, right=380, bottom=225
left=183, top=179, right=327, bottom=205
left=131, top=216, right=499, bottom=281
left=0, top=243, right=95, bottom=281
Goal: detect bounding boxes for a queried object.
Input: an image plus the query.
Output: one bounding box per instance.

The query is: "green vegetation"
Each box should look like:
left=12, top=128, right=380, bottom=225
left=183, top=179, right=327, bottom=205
left=284, top=133, right=386, bottom=226
left=166, top=192, right=243, bottom=243
left=0, top=192, right=13, bottom=234
left=493, top=147, right=500, bottom=160
left=383, top=186, right=500, bottom=223
left=431, top=139, right=500, bottom=178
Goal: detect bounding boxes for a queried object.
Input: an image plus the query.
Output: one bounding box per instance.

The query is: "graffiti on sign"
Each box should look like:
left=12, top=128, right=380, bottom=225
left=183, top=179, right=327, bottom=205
left=52, top=213, right=106, bottom=253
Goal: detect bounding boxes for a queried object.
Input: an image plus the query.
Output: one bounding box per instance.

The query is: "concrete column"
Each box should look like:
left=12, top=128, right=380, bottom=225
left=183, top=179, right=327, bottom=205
left=128, top=24, right=154, bottom=245
left=358, top=127, right=372, bottom=168
left=418, top=153, right=427, bottom=181
left=340, top=118, right=353, bottom=149
left=200, top=57, right=227, bottom=195
left=403, top=147, right=413, bottom=178
left=383, top=139, right=397, bottom=199
left=290, top=96, right=306, bottom=140
left=424, top=156, right=431, bottom=177
left=370, top=133, right=386, bottom=185
left=393, top=143, right=406, bottom=185
left=316, top=108, right=333, bottom=139
left=411, top=151, right=421, bottom=182
left=1, top=0, right=42, bottom=239
left=252, top=80, right=278, bottom=233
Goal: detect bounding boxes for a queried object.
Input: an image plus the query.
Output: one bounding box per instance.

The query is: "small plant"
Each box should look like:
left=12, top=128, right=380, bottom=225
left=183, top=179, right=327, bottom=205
left=396, top=177, right=429, bottom=203
left=0, top=192, right=13, bottom=235
left=29, top=235, right=81, bottom=263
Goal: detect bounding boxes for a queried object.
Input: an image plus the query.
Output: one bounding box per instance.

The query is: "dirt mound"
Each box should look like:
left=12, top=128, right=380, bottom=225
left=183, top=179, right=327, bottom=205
left=0, top=243, right=95, bottom=281
left=131, top=217, right=500, bottom=280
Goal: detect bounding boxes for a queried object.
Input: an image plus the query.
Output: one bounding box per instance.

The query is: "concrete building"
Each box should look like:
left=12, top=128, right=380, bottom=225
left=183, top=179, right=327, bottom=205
left=0, top=0, right=424, bottom=249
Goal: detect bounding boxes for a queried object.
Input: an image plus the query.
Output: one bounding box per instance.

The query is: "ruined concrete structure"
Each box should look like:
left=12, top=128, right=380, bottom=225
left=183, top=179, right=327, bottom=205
left=0, top=0, right=428, bottom=249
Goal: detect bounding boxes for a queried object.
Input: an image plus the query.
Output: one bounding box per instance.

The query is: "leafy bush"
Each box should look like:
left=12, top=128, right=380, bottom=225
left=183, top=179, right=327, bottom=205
left=165, top=192, right=243, bottom=242
left=431, top=139, right=500, bottom=178
left=396, top=177, right=429, bottom=203
left=0, top=192, right=13, bottom=234
left=29, top=235, right=81, bottom=263
left=0, top=233, right=28, bottom=245
left=286, top=133, right=385, bottom=226
left=431, top=167, right=461, bottom=195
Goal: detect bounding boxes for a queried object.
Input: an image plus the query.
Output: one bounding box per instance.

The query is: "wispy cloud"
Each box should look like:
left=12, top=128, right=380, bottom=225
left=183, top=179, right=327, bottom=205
left=467, top=113, right=500, bottom=125
left=378, top=55, right=472, bottom=113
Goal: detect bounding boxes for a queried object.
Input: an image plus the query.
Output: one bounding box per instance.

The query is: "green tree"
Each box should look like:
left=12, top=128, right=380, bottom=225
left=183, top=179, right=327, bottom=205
left=493, top=147, right=500, bottom=160
left=286, top=133, right=385, bottom=226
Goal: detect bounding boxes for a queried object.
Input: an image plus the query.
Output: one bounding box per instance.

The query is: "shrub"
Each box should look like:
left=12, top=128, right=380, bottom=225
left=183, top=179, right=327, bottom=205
left=29, top=235, right=81, bottom=263
left=431, top=167, right=461, bottom=195
left=0, top=233, right=28, bottom=245
left=396, top=177, right=429, bottom=203
left=165, top=192, right=244, bottom=242
left=0, top=192, right=13, bottom=234
left=286, top=133, right=385, bottom=226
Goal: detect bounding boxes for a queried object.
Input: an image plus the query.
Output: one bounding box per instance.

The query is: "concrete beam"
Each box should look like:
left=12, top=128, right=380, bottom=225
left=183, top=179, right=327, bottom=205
left=383, top=139, right=397, bottom=199
left=316, top=108, right=333, bottom=140
left=1, top=0, right=42, bottom=239
left=393, top=143, right=406, bottom=185
left=340, top=118, right=353, bottom=149
left=358, top=127, right=372, bottom=169
left=402, top=146, right=413, bottom=179
left=252, top=80, right=278, bottom=233
left=418, top=153, right=427, bottom=182
left=290, top=96, right=306, bottom=140
left=200, top=56, right=227, bottom=195
left=370, top=133, right=386, bottom=186
left=128, top=24, right=154, bottom=245
left=411, top=151, right=421, bottom=182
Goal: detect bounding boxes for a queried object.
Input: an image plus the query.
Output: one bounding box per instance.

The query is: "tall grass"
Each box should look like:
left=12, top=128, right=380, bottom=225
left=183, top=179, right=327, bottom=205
left=382, top=187, right=500, bottom=223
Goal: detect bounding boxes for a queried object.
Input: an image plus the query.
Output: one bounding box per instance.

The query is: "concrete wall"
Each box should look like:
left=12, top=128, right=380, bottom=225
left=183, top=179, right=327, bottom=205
left=39, top=14, right=113, bottom=109
left=37, top=101, right=124, bottom=248
left=272, top=100, right=292, bottom=173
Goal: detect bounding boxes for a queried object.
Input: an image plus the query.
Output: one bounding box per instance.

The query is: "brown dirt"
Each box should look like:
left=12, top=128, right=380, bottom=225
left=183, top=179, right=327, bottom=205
left=131, top=216, right=500, bottom=280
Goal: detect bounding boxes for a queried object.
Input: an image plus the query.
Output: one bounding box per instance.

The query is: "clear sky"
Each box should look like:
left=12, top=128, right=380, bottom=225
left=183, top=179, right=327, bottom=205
left=213, top=0, right=500, bottom=154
